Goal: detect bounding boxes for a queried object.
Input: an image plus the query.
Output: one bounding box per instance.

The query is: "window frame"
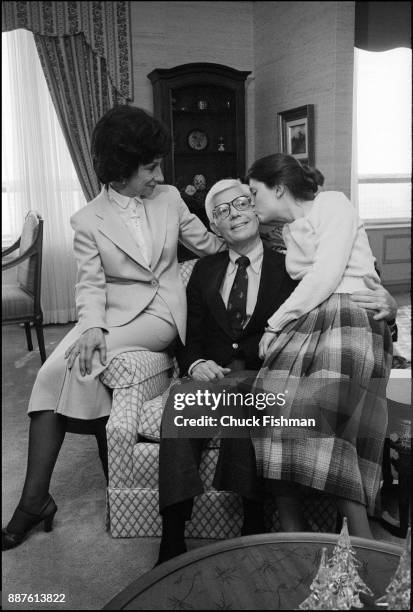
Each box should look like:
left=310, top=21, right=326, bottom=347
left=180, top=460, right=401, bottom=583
left=358, top=173, right=411, bottom=226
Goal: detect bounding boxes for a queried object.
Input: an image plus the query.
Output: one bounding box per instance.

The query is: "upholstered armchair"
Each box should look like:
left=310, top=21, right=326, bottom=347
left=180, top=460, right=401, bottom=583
left=2, top=210, right=46, bottom=363
left=102, top=259, right=337, bottom=539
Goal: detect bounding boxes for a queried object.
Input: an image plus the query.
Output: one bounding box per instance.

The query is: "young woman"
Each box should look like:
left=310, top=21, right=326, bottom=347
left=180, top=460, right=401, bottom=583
left=247, top=153, right=393, bottom=538
left=2, top=105, right=224, bottom=550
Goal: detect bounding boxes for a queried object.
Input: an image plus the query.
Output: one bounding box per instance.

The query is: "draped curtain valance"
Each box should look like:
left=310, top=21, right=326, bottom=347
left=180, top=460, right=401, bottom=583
left=2, top=1, right=133, bottom=202
left=355, top=1, right=411, bottom=51
left=2, top=1, right=133, bottom=100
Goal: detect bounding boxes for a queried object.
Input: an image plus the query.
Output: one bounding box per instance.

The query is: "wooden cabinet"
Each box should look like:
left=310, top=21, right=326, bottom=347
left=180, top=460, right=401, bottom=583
left=148, top=63, right=251, bottom=228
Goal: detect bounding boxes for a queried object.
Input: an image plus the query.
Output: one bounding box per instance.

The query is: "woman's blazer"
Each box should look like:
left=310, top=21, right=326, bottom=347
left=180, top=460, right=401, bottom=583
left=70, top=185, right=224, bottom=342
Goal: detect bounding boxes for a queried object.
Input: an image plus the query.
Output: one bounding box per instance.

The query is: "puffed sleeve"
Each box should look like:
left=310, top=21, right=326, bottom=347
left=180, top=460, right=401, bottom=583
left=267, top=193, right=358, bottom=332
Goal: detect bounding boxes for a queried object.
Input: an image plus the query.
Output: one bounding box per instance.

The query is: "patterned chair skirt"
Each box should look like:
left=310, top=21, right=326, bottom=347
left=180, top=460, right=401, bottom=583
left=101, top=351, right=337, bottom=539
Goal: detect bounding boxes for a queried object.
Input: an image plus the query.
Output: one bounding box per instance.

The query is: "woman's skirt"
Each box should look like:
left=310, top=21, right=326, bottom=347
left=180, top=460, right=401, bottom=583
left=27, top=311, right=177, bottom=420
left=251, top=293, right=393, bottom=515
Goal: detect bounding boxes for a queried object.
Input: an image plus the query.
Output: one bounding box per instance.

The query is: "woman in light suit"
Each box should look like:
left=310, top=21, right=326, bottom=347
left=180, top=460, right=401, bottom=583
left=2, top=105, right=224, bottom=550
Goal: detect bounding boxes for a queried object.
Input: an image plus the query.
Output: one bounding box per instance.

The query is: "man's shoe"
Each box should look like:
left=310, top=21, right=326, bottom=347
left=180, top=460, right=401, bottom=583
left=154, top=540, right=187, bottom=567
left=241, top=499, right=265, bottom=536
left=241, top=519, right=266, bottom=536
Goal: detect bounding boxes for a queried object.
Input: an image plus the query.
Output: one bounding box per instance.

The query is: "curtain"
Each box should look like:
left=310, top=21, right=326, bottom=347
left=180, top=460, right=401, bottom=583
left=352, top=2, right=411, bottom=214
left=1, top=2, right=133, bottom=323
left=355, top=2, right=411, bottom=51
left=2, top=28, right=84, bottom=323
left=2, top=1, right=133, bottom=201
left=34, top=33, right=125, bottom=201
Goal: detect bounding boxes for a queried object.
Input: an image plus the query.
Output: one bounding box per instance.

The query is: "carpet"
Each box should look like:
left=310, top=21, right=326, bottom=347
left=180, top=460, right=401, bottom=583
left=2, top=295, right=410, bottom=609
left=2, top=323, right=213, bottom=610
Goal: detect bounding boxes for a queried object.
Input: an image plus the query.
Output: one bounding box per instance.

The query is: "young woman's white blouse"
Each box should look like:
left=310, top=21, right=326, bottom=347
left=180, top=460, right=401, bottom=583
left=267, top=191, right=380, bottom=332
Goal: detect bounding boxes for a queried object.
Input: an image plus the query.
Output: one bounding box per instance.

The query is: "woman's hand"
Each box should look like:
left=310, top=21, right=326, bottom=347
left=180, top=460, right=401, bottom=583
left=259, top=331, right=278, bottom=360
left=350, top=276, right=398, bottom=321
left=64, top=327, right=107, bottom=376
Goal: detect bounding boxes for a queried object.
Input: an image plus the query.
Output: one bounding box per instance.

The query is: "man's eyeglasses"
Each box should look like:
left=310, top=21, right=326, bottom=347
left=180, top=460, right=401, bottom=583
left=212, top=195, right=254, bottom=221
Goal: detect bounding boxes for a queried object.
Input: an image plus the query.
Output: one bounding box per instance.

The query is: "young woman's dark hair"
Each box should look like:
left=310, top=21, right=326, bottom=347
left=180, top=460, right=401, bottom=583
left=91, top=105, right=171, bottom=184
left=246, top=153, right=325, bottom=201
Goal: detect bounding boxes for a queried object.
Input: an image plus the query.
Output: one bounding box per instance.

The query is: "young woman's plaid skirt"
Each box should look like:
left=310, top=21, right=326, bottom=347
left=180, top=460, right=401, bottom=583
left=252, top=293, right=393, bottom=515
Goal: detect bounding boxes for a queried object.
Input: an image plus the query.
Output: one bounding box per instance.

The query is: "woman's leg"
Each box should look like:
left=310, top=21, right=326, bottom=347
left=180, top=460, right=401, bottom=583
left=55, top=315, right=178, bottom=420
left=6, top=411, right=66, bottom=532
left=5, top=314, right=177, bottom=543
left=336, top=498, right=373, bottom=539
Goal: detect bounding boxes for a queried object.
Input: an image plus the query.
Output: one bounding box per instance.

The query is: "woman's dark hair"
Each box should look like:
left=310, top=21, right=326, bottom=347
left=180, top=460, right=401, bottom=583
left=246, top=153, right=324, bottom=201
left=91, top=105, right=171, bottom=184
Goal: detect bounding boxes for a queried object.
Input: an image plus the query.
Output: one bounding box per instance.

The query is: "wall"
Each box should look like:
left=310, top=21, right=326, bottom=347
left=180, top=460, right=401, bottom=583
left=129, top=2, right=410, bottom=292
left=130, top=1, right=256, bottom=164
left=130, top=1, right=355, bottom=186
left=253, top=1, right=355, bottom=196
left=367, top=226, right=411, bottom=293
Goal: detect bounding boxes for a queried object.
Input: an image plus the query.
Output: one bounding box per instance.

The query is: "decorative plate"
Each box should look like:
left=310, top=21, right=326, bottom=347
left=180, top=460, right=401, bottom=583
left=187, top=129, right=208, bottom=151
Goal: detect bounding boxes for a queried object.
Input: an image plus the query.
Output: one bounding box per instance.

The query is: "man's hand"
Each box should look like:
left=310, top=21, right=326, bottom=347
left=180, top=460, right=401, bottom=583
left=191, top=360, right=231, bottom=381
left=350, top=276, right=398, bottom=321
left=64, top=327, right=107, bottom=376
left=259, top=331, right=277, bottom=360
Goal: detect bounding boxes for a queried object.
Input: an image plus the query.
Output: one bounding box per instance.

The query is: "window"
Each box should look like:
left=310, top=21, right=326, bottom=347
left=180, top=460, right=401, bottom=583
left=2, top=29, right=85, bottom=247
left=355, top=47, right=411, bottom=222
left=2, top=29, right=85, bottom=323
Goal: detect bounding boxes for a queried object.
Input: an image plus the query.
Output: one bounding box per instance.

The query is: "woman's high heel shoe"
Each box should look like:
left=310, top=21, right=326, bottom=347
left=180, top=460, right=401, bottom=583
left=2, top=495, right=57, bottom=551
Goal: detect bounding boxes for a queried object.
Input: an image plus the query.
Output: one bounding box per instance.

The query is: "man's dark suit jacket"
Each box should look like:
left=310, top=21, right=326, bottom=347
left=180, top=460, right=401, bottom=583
left=177, top=245, right=298, bottom=375
left=159, top=245, right=299, bottom=514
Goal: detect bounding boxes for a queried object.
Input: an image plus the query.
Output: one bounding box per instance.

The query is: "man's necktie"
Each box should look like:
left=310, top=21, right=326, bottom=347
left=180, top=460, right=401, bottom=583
left=227, top=255, right=250, bottom=336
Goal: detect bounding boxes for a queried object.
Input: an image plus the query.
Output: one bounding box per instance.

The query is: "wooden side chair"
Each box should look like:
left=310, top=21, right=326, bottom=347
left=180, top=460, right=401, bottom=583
left=2, top=212, right=109, bottom=481
left=2, top=210, right=46, bottom=363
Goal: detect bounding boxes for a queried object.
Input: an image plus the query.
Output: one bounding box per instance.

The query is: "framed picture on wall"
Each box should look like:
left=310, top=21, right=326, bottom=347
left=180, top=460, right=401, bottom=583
left=278, top=105, right=314, bottom=166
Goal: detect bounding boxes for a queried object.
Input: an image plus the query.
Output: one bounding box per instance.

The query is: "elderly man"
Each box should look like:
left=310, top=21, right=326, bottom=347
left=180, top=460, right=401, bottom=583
left=156, top=178, right=397, bottom=564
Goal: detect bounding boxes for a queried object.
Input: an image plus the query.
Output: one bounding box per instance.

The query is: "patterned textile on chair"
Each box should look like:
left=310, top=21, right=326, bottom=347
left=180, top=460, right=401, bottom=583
left=2, top=285, right=34, bottom=319
left=103, top=259, right=337, bottom=538
left=3, top=211, right=40, bottom=316
left=17, top=211, right=39, bottom=293
left=2, top=210, right=46, bottom=363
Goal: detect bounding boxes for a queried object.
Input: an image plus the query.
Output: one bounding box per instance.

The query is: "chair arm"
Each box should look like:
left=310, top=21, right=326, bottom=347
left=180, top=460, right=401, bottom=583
left=102, top=350, right=174, bottom=488
left=100, top=350, right=173, bottom=389
left=2, top=238, right=21, bottom=258
left=1, top=239, right=40, bottom=271
left=106, top=370, right=172, bottom=487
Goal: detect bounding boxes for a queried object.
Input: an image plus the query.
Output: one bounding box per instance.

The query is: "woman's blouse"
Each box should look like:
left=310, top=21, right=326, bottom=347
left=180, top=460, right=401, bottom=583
left=107, top=185, right=152, bottom=265
left=267, top=191, right=380, bottom=332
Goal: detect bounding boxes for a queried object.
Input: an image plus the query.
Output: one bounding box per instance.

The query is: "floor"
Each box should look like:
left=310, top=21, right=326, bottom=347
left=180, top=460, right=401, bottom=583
left=2, top=292, right=411, bottom=610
